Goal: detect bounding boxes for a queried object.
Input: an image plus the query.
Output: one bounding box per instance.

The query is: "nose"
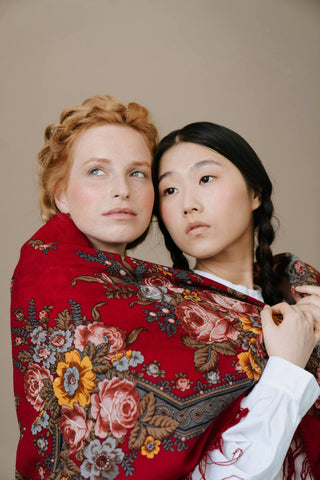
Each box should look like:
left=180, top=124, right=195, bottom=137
left=183, top=191, right=201, bottom=215
left=111, top=175, right=130, bottom=199
left=184, top=206, right=198, bottom=215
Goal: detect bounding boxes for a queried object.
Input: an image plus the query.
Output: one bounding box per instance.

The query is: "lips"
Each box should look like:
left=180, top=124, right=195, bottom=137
left=185, top=222, right=210, bottom=237
left=103, top=208, right=136, bottom=217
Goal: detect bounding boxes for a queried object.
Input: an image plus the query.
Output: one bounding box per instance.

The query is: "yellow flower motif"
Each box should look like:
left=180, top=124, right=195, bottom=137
left=158, top=266, right=172, bottom=276
left=141, top=436, right=161, bottom=459
left=239, top=316, right=262, bottom=335
left=35, top=410, right=44, bottom=425
left=111, top=352, right=124, bottom=363
left=53, top=350, right=96, bottom=407
left=111, top=350, right=132, bottom=363
left=183, top=289, right=200, bottom=302
left=125, top=350, right=132, bottom=360
left=238, top=344, right=262, bottom=381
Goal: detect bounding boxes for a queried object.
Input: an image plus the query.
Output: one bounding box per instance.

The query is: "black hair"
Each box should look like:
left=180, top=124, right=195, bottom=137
left=152, top=121, right=283, bottom=305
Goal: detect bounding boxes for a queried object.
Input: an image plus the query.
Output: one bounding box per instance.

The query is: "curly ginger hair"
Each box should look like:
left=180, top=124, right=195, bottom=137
left=38, top=94, right=158, bottom=224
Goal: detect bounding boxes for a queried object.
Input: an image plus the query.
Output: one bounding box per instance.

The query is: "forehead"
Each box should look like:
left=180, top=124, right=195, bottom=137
left=71, top=124, right=152, bottom=162
left=159, top=142, right=234, bottom=174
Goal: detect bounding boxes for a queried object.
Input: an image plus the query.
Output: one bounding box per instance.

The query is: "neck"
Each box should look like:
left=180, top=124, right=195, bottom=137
left=195, top=253, right=255, bottom=289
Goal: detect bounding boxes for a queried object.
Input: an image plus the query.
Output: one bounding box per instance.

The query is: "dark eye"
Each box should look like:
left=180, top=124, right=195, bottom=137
left=200, top=175, right=214, bottom=184
left=163, top=187, right=177, bottom=196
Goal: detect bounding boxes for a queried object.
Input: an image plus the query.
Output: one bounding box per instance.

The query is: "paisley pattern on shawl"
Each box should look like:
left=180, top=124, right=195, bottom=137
left=11, top=214, right=320, bottom=480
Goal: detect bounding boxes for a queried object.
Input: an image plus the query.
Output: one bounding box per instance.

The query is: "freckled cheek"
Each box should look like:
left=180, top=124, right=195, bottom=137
left=68, top=185, right=99, bottom=208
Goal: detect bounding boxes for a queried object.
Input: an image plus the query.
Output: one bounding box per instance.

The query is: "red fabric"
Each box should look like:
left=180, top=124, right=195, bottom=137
left=299, top=414, right=320, bottom=477
left=11, top=213, right=320, bottom=479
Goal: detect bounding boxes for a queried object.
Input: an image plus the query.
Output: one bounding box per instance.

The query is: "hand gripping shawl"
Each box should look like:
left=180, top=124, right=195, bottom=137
left=11, top=214, right=320, bottom=480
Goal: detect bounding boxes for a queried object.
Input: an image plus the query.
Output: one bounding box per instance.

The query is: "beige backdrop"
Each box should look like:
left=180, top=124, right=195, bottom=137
left=1, top=0, right=319, bottom=477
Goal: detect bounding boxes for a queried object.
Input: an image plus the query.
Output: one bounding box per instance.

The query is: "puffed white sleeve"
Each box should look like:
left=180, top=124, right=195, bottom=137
left=191, top=356, right=320, bottom=480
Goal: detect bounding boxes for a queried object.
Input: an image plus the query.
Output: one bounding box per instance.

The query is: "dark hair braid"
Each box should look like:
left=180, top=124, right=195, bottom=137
left=254, top=196, right=282, bottom=305
left=157, top=217, right=190, bottom=270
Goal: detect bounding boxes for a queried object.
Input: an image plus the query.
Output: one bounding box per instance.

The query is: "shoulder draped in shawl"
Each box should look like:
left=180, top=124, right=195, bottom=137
left=11, top=214, right=320, bottom=479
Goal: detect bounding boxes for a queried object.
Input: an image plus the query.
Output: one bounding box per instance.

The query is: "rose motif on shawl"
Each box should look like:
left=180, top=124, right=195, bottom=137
left=176, top=301, right=240, bottom=344
left=74, top=323, right=126, bottom=359
left=91, top=377, right=140, bottom=439
left=176, top=377, right=192, bottom=392
left=142, top=274, right=184, bottom=294
left=139, top=285, right=172, bottom=303
left=176, top=378, right=190, bottom=391
left=24, top=364, right=53, bottom=411
left=197, top=291, right=260, bottom=319
left=294, top=261, right=305, bottom=275
left=58, top=403, right=92, bottom=454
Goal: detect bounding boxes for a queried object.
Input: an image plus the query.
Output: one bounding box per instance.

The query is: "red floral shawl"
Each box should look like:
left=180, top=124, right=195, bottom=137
left=11, top=213, right=320, bottom=480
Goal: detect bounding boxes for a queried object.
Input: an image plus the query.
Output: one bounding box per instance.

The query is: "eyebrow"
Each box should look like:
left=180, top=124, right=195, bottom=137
left=158, top=158, right=222, bottom=183
left=83, top=157, right=111, bottom=166
left=130, top=160, right=152, bottom=168
left=84, top=158, right=151, bottom=168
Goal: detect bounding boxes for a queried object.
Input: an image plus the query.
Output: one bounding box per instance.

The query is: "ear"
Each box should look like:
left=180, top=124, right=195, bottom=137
left=251, top=190, right=261, bottom=211
left=54, top=186, right=70, bottom=214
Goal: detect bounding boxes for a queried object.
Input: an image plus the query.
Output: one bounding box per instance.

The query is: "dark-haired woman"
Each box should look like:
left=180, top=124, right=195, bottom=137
left=153, top=122, right=320, bottom=479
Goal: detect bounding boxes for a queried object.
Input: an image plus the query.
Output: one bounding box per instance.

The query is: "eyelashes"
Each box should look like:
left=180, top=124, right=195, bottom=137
left=131, top=170, right=147, bottom=178
left=89, top=168, right=104, bottom=176
left=163, top=187, right=177, bottom=196
left=161, top=175, right=216, bottom=196
left=88, top=169, right=149, bottom=178
left=200, top=175, right=214, bottom=184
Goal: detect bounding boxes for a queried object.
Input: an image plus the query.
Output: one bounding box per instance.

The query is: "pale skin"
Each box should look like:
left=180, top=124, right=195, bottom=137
left=262, top=285, right=320, bottom=368
left=54, top=124, right=154, bottom=255
left=159, top=143, right=260, bottom=289
left=158, top=142, right=320, bottom=369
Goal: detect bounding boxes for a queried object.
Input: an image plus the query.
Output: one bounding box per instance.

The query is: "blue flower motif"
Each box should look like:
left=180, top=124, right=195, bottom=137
left=33, top=343, right=56, bottom=368
left=146, top=361, right=161, bottom=378
left=31, top=422, right=42, bottom=435
left=129, top=351, right=144, bottom=367
left=30, top=326, right=47, bottom=345
left=63, top=366, right=80, bottom=396
left=139, top=285, right=172, bottom=303
left=81, top=438, right=124, bottom=480
left=241, top=337, right=251, bottom=350
left=31, top=411, right=50, bottom=435
left=49, top=329, right=73, bottom=353
left=113, top=356, right=129, bottom=372
left=35, top=436, right=48, bottom=453
left=206, top=370, right=220, bottom=384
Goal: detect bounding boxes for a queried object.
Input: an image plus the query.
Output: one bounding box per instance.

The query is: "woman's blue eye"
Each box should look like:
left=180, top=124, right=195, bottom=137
left=89, top=168, right=104, bottom=176
left=131, top=171, right=145, bottom=178
left=200, top=175, right=214, bottom=184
